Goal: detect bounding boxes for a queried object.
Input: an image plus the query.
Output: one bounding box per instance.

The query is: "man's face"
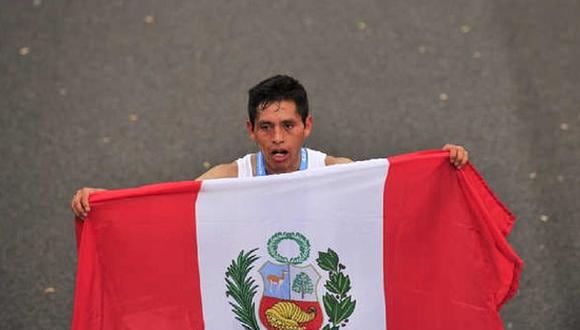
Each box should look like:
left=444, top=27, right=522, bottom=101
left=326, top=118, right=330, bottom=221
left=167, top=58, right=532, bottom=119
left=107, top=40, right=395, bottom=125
left=247, top=100, right=313, bottom=174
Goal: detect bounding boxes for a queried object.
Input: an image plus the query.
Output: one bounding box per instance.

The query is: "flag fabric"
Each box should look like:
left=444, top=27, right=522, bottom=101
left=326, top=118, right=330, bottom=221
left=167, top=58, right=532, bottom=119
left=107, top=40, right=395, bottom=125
left=72, top=150, right=522, bottom=330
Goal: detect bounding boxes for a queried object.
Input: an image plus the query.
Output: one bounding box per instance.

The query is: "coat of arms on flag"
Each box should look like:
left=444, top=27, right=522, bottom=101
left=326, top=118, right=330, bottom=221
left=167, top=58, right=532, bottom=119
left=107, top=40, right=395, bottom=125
left=225, top=232, right=357, bottom=330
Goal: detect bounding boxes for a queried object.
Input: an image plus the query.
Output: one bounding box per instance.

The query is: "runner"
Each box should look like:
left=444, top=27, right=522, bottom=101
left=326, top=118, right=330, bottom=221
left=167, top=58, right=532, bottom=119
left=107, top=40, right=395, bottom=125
left=71, top=74, right=468, bottom=218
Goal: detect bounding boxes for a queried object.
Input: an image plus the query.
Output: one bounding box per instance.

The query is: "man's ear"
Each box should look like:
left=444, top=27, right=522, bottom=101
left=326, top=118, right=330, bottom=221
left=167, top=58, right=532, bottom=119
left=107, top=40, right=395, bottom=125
left=303, top=115, right=313, bottom=138
left=246, top=120, right=256, bottom=141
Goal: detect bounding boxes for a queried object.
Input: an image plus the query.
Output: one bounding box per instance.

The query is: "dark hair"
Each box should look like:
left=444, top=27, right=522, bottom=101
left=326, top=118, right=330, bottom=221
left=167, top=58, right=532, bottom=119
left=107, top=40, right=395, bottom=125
left=247, top=75, right=309, bottom=126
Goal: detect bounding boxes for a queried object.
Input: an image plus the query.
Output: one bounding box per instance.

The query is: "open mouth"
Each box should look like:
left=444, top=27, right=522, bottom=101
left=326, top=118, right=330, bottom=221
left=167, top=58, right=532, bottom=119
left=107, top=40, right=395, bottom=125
left=270, top=149, right=289, bottom=162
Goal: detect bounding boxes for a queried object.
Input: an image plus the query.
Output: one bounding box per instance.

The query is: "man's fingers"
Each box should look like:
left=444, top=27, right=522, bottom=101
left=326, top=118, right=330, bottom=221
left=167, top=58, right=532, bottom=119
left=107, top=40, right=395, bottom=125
left=81, top=189, right=91, bottom=215
left=442, top=144, right=469, bottom=169
left=454, top=148, right=464, bottom=168
left=72, top=191, right=84, bottom=218
left=455, top=148, right=469, bottom=169
left=447, top=145, right=458, bottom=163
left=70, top=193, right=79, bottom=217
left=70, top=187, right=106, bottom=219
left=461, top=150, right=469, bottom=166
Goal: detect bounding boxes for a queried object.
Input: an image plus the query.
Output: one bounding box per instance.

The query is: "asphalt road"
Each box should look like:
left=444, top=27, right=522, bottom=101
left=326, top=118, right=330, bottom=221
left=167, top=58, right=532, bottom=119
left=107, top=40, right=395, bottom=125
left=1, top=0, right=578, bottom=329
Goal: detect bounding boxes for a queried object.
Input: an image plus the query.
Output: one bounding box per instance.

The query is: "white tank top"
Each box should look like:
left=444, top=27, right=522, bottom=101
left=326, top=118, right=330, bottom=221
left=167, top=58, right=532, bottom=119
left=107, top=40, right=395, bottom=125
left=236, top=148, right=327, bottom=178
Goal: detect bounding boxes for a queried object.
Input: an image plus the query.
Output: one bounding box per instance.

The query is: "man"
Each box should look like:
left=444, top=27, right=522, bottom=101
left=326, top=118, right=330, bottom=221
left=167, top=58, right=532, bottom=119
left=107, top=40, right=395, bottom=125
left=71, top=75, right=468, bottom=218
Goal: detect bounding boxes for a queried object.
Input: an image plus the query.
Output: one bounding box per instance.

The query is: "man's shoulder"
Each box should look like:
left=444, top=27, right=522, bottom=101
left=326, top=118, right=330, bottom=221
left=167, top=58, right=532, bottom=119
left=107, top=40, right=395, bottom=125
left=196, top=153, right=352, bottom=180
left=324, top=155, right=353, bottom=166
left=195, top=161, right=238, bottom=180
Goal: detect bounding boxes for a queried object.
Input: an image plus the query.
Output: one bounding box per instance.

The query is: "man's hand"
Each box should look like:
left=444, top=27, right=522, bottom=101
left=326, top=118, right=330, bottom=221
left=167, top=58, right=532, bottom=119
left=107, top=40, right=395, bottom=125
left=442, top=144, right=469, bottom=169
left=71, top=187, right=106, bottom=219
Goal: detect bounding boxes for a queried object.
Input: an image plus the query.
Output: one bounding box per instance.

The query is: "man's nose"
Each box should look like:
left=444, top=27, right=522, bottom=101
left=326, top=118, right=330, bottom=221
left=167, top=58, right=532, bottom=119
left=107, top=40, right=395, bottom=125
left=272, top=126, right=284, bottom=144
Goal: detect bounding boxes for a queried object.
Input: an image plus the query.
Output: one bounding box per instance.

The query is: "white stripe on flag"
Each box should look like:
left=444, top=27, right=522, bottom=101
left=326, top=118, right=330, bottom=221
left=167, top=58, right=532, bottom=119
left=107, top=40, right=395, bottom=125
left=196, top=159, right=390, bottom=329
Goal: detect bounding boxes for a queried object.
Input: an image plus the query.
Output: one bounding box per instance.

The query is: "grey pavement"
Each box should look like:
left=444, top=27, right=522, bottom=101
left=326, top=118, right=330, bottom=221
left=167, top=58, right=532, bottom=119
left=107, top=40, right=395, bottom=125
left=0, top=0, right=578, bottom=329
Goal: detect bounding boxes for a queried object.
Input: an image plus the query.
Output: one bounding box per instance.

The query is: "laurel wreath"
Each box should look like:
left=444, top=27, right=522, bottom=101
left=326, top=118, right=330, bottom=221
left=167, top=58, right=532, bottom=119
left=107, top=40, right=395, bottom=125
left=317, top=248, right=357, bottom=330
left=267, top=232, right=310, bottom=265
left=225, top=248, right=260, bottom=330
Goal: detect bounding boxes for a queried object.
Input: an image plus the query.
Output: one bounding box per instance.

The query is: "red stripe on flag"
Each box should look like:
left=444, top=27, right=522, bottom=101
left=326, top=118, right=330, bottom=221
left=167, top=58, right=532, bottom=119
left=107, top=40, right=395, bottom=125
left=72, top=181, right=205, bottom=330
left=383, top=150, right=522, bottom=330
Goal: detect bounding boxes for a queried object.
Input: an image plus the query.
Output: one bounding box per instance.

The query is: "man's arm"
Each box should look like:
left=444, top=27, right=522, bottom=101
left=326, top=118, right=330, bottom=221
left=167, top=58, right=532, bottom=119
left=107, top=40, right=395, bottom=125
left=71, top=146, right=468, bottom=218
left=325, top=155, right=353, bottom=166
left=71, top=162, right=238, bottom=219
left=195, top=162, right=238, bottom=180
left=325, top=144, right=469, bottom=169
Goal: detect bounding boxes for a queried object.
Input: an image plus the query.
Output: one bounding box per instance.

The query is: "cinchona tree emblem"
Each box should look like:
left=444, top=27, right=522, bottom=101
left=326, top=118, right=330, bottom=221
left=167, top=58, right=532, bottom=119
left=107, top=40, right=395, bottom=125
left=292, top=272, right=314, bottom=299
left=225, top=232, right=357, bottom=330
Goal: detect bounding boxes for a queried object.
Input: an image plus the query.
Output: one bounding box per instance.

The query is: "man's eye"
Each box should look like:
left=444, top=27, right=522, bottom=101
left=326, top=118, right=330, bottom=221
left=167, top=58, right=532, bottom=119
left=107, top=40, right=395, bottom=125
left=284, top=123, right=294, bottom=129
left=260, top=125, right=271, bottom=130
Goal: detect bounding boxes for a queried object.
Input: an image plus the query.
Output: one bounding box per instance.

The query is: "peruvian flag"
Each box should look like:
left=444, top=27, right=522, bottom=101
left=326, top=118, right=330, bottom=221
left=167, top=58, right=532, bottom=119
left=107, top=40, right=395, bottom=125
left=72, top=150, right=522, bottom=330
